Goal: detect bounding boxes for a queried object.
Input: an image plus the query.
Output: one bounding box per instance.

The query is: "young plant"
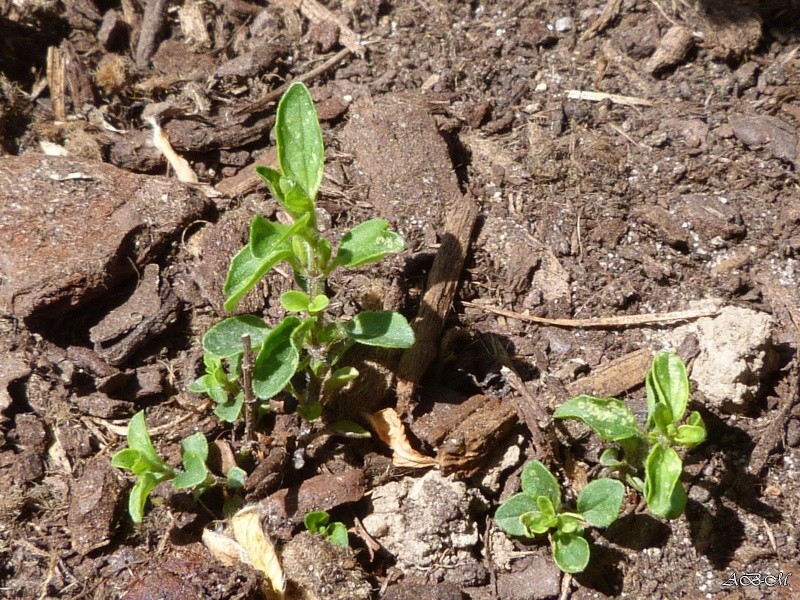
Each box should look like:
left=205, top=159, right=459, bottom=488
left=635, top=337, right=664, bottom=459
left=495, top=460, right=624, bottom=573
left=303, top=510, right=349, bottom=547
left=553, top=352, right=706, bottom=520
left=190, top=81, right=414, bottom=424
left=111, top=411, right=213, bottom=523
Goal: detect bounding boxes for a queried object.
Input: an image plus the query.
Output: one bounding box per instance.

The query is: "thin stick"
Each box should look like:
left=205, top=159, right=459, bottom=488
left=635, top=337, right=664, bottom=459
left=463, top=299, right=722, bottom=329
left=235, top=48, right=352, bottom=116
left=567, top=89, right=654, bottom=107
left=241, top=334, right=256, bottom=443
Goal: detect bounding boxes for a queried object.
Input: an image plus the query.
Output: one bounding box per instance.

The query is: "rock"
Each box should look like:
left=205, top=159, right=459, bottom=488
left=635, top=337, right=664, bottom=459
left=0, top=155, right=211, bottom=321
left=671, top=305, right=777, bottom=411
left=281, top=532, right=372, bottom=600
left=362, top=471, right=488, bottom=586
left=554, top=17, right=573, bottom=33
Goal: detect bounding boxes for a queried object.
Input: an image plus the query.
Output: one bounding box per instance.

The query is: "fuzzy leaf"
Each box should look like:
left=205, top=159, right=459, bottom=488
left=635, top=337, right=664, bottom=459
left=324, top=366, right=359, bottom=392
left=281, top=290, right=311, bottom=312
left=644, top=444, right=686, bottom=519
left=554, top=395, right=641, bottom=441
left=202, top=315, right=270, bottom=358
left=254, top=165, right=284, bottom=202
left=674, top=423, right=706, bottom=447
left=304, top=511, right=330, bottom=533
left=173, top=433, right=210, bottom=490
left=326, top=522, right=349, bottom=547
left=253, top=317, right=301, bottom=399
left=227, top=466, right=247, bottom=489
left=344, top=311, right=414, bottom=348
left=520, top=510, right=555, bottom=535
left=494, top=493, right=540, bottom=537
left=307, top=294, right=329, bottom=314
left=128, top=473, right=162, bottom=524
left=276, top=82, right=324, bottom=201
left=520, top=461, right=561, bottom=509
left=552, top=531, right=590, bottom=573
left=647, top=352, right=689, bottom=424
left=122, top=411, right=171, bottom=474
left=577, top=478, right=625, bottom=528
left=336, top=219, right=405, bottom=268
left=223, top=244, right=293, bottom=313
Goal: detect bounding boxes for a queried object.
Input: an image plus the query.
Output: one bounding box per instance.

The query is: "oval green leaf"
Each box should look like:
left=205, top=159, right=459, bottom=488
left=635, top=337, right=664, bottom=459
left=644, top=444, right=686, bottom=519
left=344, top=311, right=414, bottom=348
left=520, top=460, right=561, bottom=508
left=335, top=219, right=405, bottom=268
left=552, top=531, right=590, bottom=574
left=281, top=290, right=311, bottom=312
left=494, top=493, right=540, bottom=537
left=202, top=315, right=270, bottom=358
left=649, top=352, right=689, bottom=422
left=553, top=395, right=641, bottom=441
left=276, top=82, right=324, bottom=201
left=577, top=478, right=625, bottom=528
left=252, top=317, right=301, bottom=400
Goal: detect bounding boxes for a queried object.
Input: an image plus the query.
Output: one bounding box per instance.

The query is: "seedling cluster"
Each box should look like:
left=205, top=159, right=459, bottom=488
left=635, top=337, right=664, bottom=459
left=113, top=82, right=413, bottom=523
left=304, top=510, right=349, bottom=548
left=496, top=352, right=706, bottom=573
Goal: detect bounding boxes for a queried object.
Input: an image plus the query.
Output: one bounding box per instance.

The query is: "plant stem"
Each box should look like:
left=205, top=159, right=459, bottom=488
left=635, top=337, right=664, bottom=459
left=241, top=334, right=256, bottom=443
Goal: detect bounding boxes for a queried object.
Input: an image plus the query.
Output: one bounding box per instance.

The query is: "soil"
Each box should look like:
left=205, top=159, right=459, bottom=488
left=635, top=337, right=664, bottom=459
left=2, top=0, right=800, bottom=599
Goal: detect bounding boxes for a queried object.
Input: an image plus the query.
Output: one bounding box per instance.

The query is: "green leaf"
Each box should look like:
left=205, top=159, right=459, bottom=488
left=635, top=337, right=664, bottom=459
left=276, top=82, right=324, bottom=201
left=326, top=522, right=350, bottom=547
left=644, top=445, right=686, bottom=519
left=281, top=290, right=311, bottom=312
left=648, top=352, right=689, bottom=423
left=520, top=461, right=561, bottom=509
left=553, top=395, right=641, bottom=441
left=598, top=448, right=625, bottom=468
left=128, top=473, right=162, bottom=524
left=304, top=510, right=330, bottom=533
left=674, top=424, right=706, bottom=447
left=281, top=182, right=316, bottom=222
left=213, top=390, right=244, bottom=423
left=552, top=531, right=590, bottom=573
left=248, top=215, right=291, bottom=258
left=558, top=514, right=584, bottom=534
left=188, top=375, right=211, bottom=394
left=253, top=317, right=301, bottom=400
left=111, top=448, right=141, bottom=471
left=307, top=294, right=329, bottom=314
left=324, top=366, right=359, bottom=392
left=652, top=402, right=673, bottom=436
left=577, top=479, right=625, bottom=528
left=297, top=401, right=323, bottom=421
left=344, top=311, right=414, bottom=348
left=254, top=166, right=285, bottom=203
left=173, top=433, right=210, bottom=490
left=124, top=411, right=170, bottom=474
left=494, top=493, right=540, bottom=537
left=335, top=219, right=405, bottom=268
left=202, top=315, right=270, bottom=358
left=227, top=466, right=247, bottom=489
left=520, top=510, right=556, bottom=535
left=328, top=420, right=371, bottom=438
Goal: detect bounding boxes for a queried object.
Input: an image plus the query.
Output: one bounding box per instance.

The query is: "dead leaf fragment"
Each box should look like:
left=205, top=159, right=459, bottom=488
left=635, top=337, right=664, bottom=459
left=147, top=116, right=199, bottom=183
left=232, top=506, right=285, bottom=600
left=367, top=408, right=437, bottom=469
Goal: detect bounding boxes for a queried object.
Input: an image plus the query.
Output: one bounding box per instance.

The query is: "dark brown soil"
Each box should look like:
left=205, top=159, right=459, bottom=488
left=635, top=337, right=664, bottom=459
left=2, top=0, right=800, bottom=598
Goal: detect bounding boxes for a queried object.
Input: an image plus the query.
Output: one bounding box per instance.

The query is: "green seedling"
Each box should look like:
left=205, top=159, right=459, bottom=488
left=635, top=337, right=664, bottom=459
left=114, top=83, right=414, bottom=524
left=553, top=352, right=706, bottom=520
left=495, top=460, right=624, bottom=573
left=303, top=510, right=349, bottom=547
left=190, top=81, right=414, bottom=424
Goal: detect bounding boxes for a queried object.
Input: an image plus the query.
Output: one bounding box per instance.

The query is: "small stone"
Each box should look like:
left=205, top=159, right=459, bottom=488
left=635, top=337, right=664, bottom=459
left=554, top=17, right=573, bottom=33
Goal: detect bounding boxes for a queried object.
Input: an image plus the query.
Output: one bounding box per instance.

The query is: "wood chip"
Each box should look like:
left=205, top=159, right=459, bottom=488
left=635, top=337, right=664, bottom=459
left=147, top=117, right=199, bottom=183
left=287, top=0, right=364, bottom=57
left=566, top=89, right=654, bottom=107
left=367, top=408, right=437, bottom=469
left=565, top=348, right=653, bottom=398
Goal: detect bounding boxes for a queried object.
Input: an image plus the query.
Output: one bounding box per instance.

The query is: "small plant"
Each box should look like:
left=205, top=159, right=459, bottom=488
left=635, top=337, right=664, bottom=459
left=495, top=460, right=624, bottom=573
left=113, top=82, right=413, bottom=523
left=303, top=510, right=349, bottom=547
left=553, top=352, right=706, bottom=520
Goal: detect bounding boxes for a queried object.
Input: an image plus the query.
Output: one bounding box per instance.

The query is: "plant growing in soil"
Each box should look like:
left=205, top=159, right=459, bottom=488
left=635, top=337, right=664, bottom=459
left=303, top=510, right=349, bottom=547
left=113, top=82, right=413, bottom=523
left=554, top=352, right=706, bottom=520
left=495, top=460, right=624, bottom=573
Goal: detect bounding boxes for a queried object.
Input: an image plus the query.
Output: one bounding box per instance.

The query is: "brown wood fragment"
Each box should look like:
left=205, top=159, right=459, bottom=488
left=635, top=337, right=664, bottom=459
left=645, top=26, right=695, bottom=75
left=61, top=40, right=96, bottom=111
left=396, top=197, right=479, bottom=413
left=581, top=0, right=623, bottom=41
left=287, top=0, right=364, bottom=57
left=565, top=348, right=653, bottom=398
left=135, top=0, right=169, bottom=68
left=47, top=46, right=67, bottom=121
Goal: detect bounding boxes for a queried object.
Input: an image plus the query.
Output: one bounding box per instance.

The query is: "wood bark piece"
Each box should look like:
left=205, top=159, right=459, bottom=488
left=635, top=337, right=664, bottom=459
left=396, top=197, right=479, bottom=412
left=135, top=0, right=169, bottom=68
left=46, top=45, right=67, bottom=121
left=565, top=348, right=653, bottom=399
left=287, top=0, right=364, bottom=57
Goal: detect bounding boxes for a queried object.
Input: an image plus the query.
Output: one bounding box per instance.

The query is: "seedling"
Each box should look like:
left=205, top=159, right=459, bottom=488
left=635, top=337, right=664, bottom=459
left=303, top=510, right=349, bottom=547
left=553, top=352, right=706, bottom=520
left=189, top=81, right=414, bottom=424
left=495, top=460, right=624, bottom=573
left=113, top=82, right=413, bottom=523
